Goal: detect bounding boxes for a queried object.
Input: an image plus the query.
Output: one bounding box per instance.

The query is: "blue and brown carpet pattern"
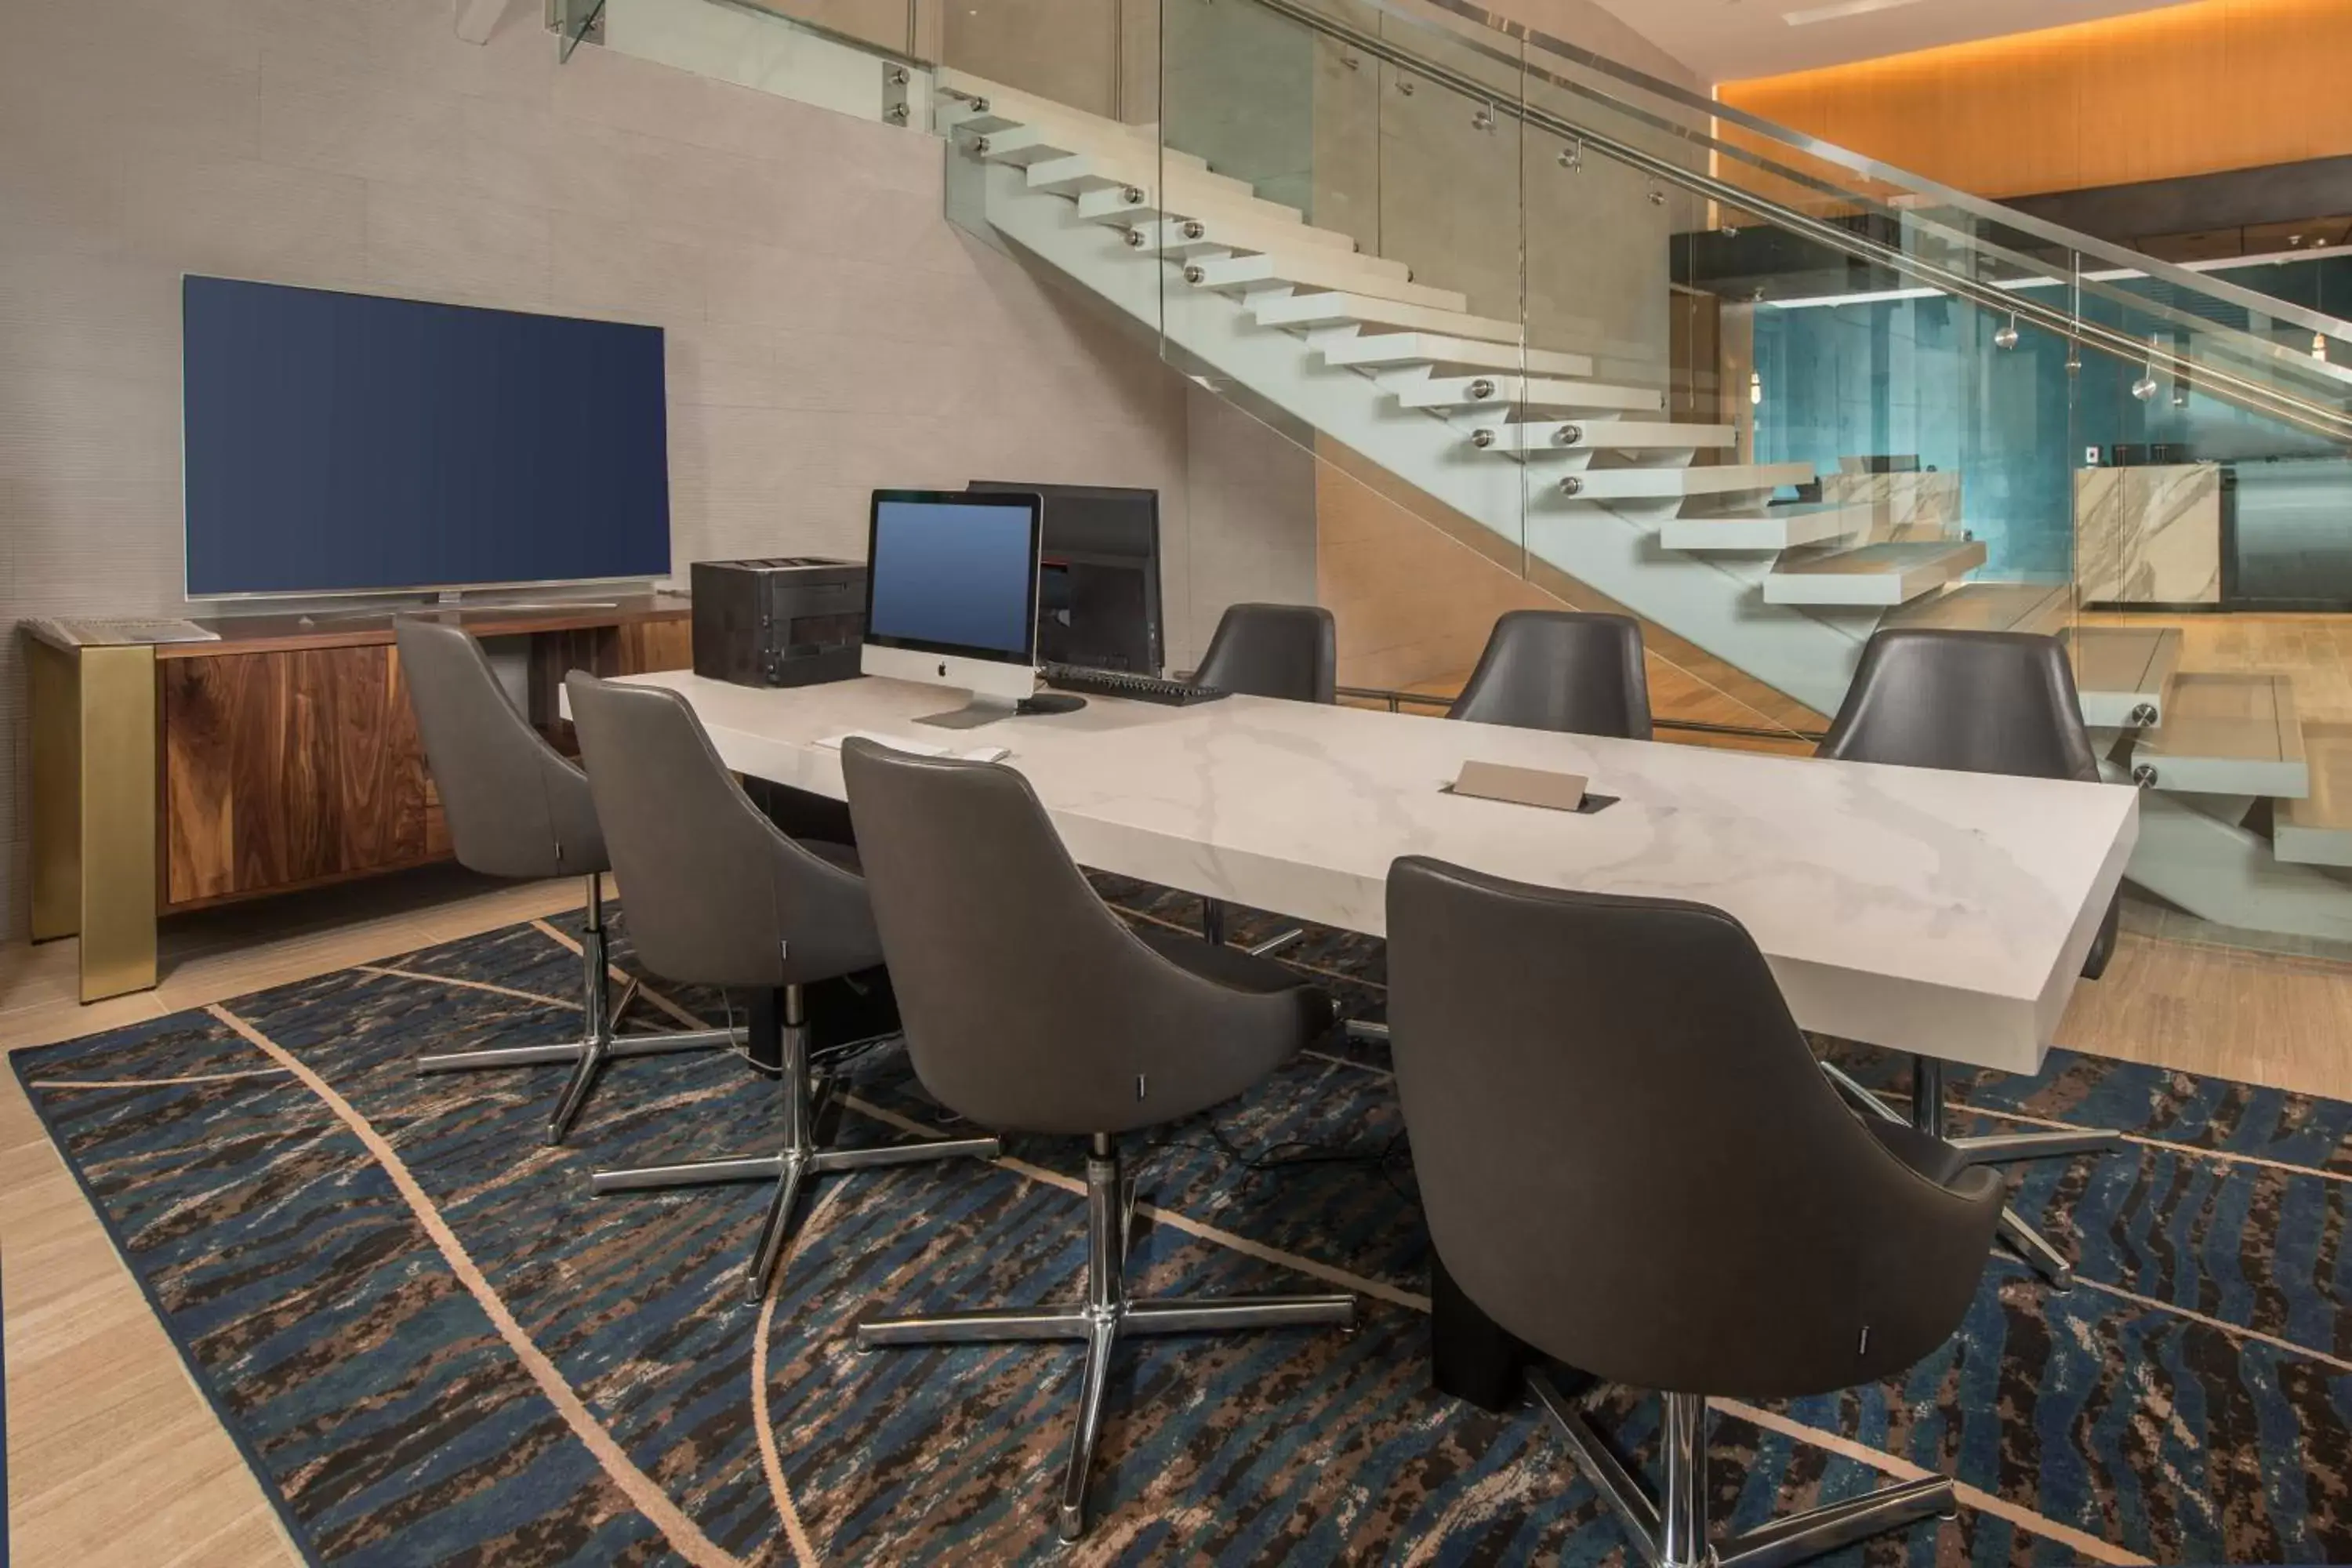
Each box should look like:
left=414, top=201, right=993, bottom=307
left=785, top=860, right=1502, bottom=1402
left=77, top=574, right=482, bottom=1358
left=13, top=879, right=2351, bottom=1566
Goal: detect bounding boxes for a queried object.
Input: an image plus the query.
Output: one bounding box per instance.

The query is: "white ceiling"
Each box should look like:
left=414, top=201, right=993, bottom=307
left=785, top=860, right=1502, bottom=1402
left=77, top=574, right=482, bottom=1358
left=1584, top=0, right=2201, bottom=85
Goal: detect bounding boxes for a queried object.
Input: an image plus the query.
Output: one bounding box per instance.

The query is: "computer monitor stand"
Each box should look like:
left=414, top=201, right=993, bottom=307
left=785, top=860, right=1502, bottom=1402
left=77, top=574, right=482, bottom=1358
left=913, top=691, right=1087, bottom=729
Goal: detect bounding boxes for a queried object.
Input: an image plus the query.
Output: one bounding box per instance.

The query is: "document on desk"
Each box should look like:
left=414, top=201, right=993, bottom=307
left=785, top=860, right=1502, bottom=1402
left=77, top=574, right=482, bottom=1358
left=816, top=731, right=1010, bottom=764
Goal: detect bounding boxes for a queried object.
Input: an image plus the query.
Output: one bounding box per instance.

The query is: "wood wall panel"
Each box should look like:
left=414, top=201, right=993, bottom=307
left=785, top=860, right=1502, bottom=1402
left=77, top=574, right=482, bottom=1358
left=162, top=648, right=441, bottom=909
left=1719, top=0, right=2352, bottom=200
left=617, top=618, right=692, bottom=676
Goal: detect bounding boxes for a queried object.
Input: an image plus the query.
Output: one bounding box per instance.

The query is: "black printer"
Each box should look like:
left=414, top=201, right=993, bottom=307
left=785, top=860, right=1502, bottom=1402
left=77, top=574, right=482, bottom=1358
left=690, top=557, right=867, bottom=688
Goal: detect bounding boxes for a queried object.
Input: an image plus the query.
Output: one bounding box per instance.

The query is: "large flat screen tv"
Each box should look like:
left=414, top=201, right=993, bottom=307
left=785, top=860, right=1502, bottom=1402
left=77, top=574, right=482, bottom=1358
left=181, top=276, right=672, bottom=598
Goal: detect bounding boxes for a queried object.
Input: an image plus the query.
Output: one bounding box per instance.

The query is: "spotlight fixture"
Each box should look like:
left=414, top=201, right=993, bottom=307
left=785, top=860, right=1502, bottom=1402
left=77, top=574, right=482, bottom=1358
left=2315, top=331, right=2332, bottom=362
left=1558, top=139, right=1582, bottom=172
left=1748, top=369, right=1763, bottom=407
left=2132, top=368, right=2160, bottom=401
left=1994, top=313, right=2020, bottom=350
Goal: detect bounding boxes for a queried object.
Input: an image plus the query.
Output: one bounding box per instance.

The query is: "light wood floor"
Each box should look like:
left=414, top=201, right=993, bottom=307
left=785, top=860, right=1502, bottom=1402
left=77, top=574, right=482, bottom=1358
left=2079, top=609, right=2352, bottom=725
left=0, top=869, right=582, bottom=1568
left=2, top=869, right=2347, bottom=1564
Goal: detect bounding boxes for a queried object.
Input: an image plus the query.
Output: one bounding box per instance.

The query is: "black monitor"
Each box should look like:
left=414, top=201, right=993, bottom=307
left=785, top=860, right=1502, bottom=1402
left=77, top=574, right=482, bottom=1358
left=967, top=481, right=1162, bottom=675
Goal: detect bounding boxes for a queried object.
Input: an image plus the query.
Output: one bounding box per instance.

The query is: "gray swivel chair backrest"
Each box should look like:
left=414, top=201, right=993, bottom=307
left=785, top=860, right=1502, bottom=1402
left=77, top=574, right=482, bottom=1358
left=1192, top=603, right=1338, bottom=703
left=841, top=739, right=1313, bottom=1136
left=1387, top=855, right=2002, bottom=1399
left=1446, top=610, right=1653, bottom=739
left=564, top=673, right=880, bottom=990
left=1818, top=626, right=2117, bottom=976
left=1817, top=628, right=2098, bottom=782
left=395, top=616, right=606, bottom=880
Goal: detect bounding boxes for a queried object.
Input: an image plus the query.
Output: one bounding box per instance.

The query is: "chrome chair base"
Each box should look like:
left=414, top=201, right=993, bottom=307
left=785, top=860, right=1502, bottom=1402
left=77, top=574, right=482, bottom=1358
left=854, top=1134, right=1356, bottom=1542
left=1200, top=896, right=1308, bottom=959
left=413, top=875, right=741, bottom=1145
left=591, top=982, right=1000, bottom=1302
left=1529, top=1374, right=1955, bottom=1568
left=1823, top=1058, right=2118, bottom=1290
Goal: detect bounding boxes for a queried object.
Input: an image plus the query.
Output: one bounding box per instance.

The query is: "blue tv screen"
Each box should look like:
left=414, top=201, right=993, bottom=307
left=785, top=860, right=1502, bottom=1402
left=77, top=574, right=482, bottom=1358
left=181, top=277, right=671, bottom=597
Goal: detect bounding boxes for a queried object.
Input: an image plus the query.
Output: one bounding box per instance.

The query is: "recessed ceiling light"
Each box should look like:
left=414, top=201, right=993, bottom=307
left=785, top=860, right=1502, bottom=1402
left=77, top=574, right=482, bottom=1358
left=1782, top=0, right=1926, bottom=25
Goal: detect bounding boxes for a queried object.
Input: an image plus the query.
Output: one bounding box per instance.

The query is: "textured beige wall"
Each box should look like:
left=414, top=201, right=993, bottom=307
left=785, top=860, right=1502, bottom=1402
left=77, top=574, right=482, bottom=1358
left=0, top=0, right=1313, bottom=942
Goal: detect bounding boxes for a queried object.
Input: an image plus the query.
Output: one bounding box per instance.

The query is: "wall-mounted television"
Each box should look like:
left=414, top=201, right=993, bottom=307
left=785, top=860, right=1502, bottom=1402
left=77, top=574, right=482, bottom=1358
left=180, top=276, right=672, bottom=599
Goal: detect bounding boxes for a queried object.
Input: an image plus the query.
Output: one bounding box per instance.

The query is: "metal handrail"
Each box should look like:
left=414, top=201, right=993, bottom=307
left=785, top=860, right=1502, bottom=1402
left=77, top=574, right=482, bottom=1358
left=1240, top=0, right=2352, bottom=445
left=1324, top=0, right=2352, bottom=348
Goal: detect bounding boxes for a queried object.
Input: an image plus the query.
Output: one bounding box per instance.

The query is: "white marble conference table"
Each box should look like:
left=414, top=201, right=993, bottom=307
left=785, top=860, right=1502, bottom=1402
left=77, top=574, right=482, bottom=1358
left=603, top=670, right=2140, bottom=1076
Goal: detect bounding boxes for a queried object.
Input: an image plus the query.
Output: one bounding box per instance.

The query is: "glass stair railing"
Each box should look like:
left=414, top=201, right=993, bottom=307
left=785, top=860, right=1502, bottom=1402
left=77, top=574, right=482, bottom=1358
left=566, top=0, right=2352, bottom=946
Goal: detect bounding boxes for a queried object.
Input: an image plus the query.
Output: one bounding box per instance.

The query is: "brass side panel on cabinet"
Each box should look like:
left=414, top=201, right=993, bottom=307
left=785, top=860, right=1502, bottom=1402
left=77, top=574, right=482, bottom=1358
left=78, top=644, right=158, bottom=1001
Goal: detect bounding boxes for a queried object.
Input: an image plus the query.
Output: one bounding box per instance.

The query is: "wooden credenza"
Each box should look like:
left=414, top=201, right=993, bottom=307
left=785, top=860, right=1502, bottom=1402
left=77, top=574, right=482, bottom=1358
left=27, top=597, right=692, bottom=1000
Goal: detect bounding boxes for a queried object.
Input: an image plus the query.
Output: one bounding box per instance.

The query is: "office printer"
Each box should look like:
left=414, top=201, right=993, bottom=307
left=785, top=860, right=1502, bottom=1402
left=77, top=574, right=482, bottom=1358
left=691, top=557, right=867, bottom=688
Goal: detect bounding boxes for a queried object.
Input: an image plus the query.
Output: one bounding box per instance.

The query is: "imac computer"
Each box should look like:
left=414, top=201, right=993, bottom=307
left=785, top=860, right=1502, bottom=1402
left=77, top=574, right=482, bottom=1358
left=862, top=489, right=1078, bottom=728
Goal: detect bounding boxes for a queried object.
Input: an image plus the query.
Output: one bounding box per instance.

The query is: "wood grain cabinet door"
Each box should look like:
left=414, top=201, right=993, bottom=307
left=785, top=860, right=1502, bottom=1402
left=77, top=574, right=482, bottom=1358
left=162, top=646, right=445, bottom=908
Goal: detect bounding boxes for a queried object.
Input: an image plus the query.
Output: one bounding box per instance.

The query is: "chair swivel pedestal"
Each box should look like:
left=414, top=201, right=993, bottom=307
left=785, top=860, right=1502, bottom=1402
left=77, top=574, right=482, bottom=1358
left=416, top=873, right=739, bottom=1143
left=565, top=672, right=1001, bottom=1303
left=396, top=617, right=738, bottom=1147
left=857, top=1134, right=1354, bottom=1542
left=1531, top=1378, right=1954, bottom=1568
left=1822, top=1055, right=2117, bottom=1290
left=591, top=982, right=998, bottom=1301
left=840, top=737, right=1356, bottom=1543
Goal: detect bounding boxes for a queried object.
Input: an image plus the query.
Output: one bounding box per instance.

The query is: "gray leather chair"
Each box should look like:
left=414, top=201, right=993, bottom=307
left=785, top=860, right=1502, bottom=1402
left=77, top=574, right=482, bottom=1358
left=839, top=738, right=1356, bottom=1543
left=1817, top=626, right=2122, bottom=1287
left=1190, top=601, right=1337, bottom=950
left=1388, top=855, right=2002, bottom=1568
left=1191, top=601, right=1337, bottom=703
left=396, top=617, right=736, bottom=1145
left=565, top=674, right=999, bottom=1301
left=1447, top=609, right=1653, bottom=739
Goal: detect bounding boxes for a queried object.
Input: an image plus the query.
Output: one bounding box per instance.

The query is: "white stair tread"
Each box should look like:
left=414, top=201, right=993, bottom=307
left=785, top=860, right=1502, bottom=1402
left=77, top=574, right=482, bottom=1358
left=1396, top=374, right=1664, bottom=415
left=1555, top=462, right=1815, bottom=502
left=1320, top=333, right=1595, bottom=379
left=1076, top=179, right=1298, bottom=223
left=1077, top=182, right=1310, bottom=234
left=2066, top=626, right=2183, bottom=729
left=1133, top=215, right=1354, bottom=257
left=1191, top=254, right=1465, bottom=313
left=990, top=141, right=1258, bottom=204
left=1251, top=292, right=1526, bottom=343
left=1762, top=540, right=1988, bottom=608
left=2276, top=721, right=2352, bottom=865
left=2130, top=673, right=2309, bottom=799
left=1660, top=503, right=1872, bottom=552
left=1476, top=420, right=1734, bottom=455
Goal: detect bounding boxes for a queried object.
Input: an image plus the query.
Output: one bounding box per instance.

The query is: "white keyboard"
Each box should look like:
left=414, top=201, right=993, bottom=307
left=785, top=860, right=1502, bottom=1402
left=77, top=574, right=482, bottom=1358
left=815, top=731, right=1009, bottom=764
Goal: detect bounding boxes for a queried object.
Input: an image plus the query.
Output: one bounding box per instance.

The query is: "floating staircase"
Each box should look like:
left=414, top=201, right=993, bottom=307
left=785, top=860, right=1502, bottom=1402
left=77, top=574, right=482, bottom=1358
left=936, top=72, right=1997, bottom=715
left=2068, top=625, right=2352, bottom=938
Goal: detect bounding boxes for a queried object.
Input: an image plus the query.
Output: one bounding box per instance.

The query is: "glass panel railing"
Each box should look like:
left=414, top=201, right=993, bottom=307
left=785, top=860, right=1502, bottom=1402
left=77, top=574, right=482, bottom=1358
left=593, top=0, right=930, bottom=127
left=576, top=0, right=2352, bottom=947
left=1150, top=0, right=1824, bottom=745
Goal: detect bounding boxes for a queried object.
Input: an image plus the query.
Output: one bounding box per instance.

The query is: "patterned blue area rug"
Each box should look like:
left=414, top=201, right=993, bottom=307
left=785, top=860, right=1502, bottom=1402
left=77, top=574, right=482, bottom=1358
left=13, top=881, right=2350, bottom=1566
